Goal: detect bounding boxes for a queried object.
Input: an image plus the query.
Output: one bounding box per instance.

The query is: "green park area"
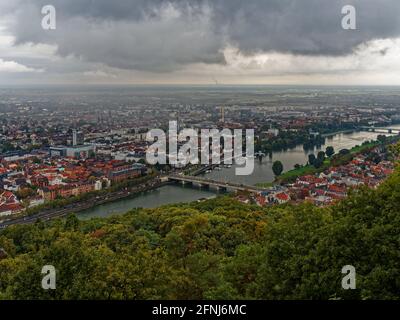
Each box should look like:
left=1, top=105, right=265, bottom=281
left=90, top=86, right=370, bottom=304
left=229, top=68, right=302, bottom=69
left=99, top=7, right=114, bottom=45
left=257, top=136, right=398, bottom=187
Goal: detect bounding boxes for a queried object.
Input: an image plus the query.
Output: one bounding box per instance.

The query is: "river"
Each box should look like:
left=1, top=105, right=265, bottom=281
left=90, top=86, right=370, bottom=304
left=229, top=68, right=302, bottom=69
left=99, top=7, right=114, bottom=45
left=79, top=128, right=399, bottom=220
left=79, top=184, right=220, bottom=220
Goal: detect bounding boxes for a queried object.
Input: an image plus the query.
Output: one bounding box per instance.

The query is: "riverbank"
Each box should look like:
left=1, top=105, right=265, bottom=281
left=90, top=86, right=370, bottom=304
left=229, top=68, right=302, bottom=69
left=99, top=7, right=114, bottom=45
left=2, top=129, right=396, bottom=226
left=81, top=130, right=400, bottom=220
left=276, top=140, right=379, bottom=182
left=244, top=140, right=400, bottom=208
left=0, top=177, right=168, bottom=227
left=204, top=130, right=393, bottom=186
left=78, top=184, right=219, bottom=220
left=256, top=135, right=400, bottom=186
left=321, top=129, right=355, bottom=137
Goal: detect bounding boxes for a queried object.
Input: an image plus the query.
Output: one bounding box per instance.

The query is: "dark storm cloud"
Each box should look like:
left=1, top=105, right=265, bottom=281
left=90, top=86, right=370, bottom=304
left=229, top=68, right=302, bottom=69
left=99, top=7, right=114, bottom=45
left=209, top=0, right=400, bottom=55
left=3, top=0, right=400, bottom=71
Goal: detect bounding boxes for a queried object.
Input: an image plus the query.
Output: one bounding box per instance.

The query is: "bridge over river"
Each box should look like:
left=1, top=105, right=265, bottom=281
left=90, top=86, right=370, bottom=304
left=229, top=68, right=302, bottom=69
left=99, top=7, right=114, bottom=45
left=168, top=174, right=269, bottom=194
left=360, top=126, right=400, bottom=134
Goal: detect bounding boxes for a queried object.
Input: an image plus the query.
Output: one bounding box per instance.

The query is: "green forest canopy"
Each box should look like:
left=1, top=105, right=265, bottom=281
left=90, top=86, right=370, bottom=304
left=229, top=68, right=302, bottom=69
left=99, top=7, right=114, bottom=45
left=1, top=163, right=400, bottom=299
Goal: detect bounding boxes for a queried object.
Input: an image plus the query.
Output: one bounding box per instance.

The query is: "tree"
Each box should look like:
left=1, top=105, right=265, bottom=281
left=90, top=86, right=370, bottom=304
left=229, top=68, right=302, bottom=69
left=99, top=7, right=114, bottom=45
left=313, top=158, right=323, bottom=169
left=1, top=153, right=400, bottom=300
left=377, top=135, right=387, bottom=144
left=272, top=161, right=283, bottom=176
left=317, top=151, right=326, bottom=162
left=0, top=248, right=8, bottom=260
left=64, top=214, right=80, bottom=231
left=367, top=152, right=382, bottom=165
left=308, top=154, right=316, bottom=166
left=16, top=188, right=36, bottom=199
left=326, top=146, right=335, bottom=158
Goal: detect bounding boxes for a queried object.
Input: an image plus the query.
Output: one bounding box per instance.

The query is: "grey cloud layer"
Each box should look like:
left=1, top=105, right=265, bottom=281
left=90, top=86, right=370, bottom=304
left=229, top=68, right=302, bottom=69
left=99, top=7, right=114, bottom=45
left=3, top=0, right=400, bottom=72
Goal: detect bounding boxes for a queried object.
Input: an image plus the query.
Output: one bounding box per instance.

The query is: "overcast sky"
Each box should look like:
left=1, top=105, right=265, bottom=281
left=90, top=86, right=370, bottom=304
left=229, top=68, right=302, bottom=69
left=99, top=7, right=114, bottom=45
left=1, top=0, right=400, bottom=85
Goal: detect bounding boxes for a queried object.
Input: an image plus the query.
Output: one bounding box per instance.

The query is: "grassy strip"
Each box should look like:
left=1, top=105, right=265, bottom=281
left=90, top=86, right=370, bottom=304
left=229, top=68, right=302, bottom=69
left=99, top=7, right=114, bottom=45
left=255, top=182, right=274, bottom=188
left=257, top=137, right=398, bottom=186
left=277, top=159, right=331, bottom=182
left=349, top=141, right=379, bottom=154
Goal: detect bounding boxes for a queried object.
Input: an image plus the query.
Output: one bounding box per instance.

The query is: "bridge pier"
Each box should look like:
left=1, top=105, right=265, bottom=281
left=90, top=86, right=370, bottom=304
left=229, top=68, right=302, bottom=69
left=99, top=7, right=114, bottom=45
left=181, top=180, right=193, bottom=186
left=168, top=175, right=267, bottom=195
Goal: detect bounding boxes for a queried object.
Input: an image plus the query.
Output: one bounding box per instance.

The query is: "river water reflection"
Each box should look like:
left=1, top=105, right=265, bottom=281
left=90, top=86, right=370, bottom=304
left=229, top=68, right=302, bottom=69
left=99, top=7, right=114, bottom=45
left=79, top=128, right=399, bottom=220
left=79, top=184, right=219, bottom=220
left=201, top=130, right=395, bottom=185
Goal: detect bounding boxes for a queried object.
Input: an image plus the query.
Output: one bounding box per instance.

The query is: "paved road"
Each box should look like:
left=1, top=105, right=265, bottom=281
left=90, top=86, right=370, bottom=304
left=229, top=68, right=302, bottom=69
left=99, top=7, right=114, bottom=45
left=0, top=179, right=162, bottom=229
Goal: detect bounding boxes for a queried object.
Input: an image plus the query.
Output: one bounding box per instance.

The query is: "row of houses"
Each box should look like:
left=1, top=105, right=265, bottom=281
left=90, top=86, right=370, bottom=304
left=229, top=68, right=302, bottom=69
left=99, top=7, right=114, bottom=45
left=292, top=155, right=394, bottom=206
left=237, top=146, right=395, bottom=207
left=0, top=155, right=147, bottom=216
left=0, top=190, right=23, bottom=217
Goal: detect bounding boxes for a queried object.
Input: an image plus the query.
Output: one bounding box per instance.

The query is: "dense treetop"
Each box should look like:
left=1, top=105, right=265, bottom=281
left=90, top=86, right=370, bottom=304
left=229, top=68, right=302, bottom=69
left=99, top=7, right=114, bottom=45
left=1, top=161, right=400, bottom=299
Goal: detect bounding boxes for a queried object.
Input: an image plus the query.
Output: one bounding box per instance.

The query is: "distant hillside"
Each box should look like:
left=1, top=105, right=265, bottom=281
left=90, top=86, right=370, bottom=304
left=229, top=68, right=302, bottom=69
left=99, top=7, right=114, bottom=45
left=1, top=164, right=400, bottom=299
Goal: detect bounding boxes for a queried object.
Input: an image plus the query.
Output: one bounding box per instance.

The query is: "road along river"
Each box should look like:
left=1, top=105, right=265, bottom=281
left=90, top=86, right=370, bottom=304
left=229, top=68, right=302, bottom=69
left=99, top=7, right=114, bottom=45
left=79, top=129, right=397, bottom=220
